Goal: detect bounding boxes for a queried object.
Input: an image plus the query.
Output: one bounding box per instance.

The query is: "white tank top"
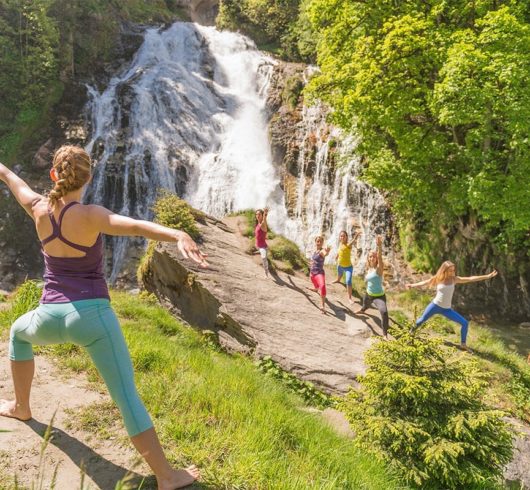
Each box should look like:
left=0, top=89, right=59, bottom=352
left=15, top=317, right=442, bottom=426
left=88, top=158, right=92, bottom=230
left=433, top=282, right=455, bottom=309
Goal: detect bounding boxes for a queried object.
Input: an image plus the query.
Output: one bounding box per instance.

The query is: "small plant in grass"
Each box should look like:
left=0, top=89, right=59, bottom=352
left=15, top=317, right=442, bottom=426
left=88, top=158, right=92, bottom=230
left=258, top=356, right=335, bottom=409
left=152, top=190, right=200, bottom=240
left=338, top=326, right=514, bottom=489
left=4, top=280, right=41, bottom=324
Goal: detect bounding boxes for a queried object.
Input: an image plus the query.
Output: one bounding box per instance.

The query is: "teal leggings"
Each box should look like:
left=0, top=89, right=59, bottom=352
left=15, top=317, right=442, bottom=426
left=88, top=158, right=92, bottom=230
left=9, top=298, right=152, bottom=437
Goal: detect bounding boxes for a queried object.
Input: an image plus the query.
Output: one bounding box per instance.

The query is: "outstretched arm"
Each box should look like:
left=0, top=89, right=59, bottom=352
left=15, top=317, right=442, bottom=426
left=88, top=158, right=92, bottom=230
left=0, top=163, right=43, bottom=218
left=88, top=205, right=208, bottom=266
left=320, top=245, right=332, bottom=258
left=456, top=270, right=497, bottom=284
left=406, top=278, right=431, bottom=289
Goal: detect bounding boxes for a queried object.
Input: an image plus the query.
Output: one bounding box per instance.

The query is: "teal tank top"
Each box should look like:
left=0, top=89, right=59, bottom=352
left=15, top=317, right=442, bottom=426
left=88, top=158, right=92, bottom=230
left=365, top=269, right=384, bottom=297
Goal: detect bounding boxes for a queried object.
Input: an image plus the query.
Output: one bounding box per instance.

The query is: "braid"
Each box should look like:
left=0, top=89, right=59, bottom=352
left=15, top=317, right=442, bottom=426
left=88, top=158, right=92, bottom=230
left=48, top=146, right=92, bottom=208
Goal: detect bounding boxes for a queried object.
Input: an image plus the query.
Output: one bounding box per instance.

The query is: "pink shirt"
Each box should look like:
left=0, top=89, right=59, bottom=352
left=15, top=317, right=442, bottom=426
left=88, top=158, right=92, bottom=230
left=255, top=223, right=267, bottom=249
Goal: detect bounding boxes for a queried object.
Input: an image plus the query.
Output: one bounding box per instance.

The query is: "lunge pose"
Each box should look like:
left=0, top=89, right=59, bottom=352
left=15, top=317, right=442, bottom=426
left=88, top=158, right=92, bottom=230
left=357, top=235, right=389, bottom=340
left=255, top=208, right=269, bottom=277
left=309, top=236, right=331, bottom=314
left=332, top=230, right=358, bottom=304
left=407, top=261, right=497, bottom=351
left=0, top=146, right=206, bottom=490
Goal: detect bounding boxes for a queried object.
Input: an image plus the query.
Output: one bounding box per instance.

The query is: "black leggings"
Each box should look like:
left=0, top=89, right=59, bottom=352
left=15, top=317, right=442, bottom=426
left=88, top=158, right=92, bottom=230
left=362, top=294, right=389, bottom=335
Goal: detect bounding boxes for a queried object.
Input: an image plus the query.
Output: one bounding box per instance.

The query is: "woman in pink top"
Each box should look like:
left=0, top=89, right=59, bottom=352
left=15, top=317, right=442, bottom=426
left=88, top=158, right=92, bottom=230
left=255, top=208, right=269, bottom=277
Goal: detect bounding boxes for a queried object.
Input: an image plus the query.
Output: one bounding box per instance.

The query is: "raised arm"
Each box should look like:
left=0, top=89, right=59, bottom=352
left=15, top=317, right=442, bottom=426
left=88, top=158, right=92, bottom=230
left=0, top=162, right=43, bottom=218
left=88, top=205, right=208, bottom=266
left=376, top=235, right=384, bottom=277
left=455, top=270, right=497, bottom=284
left=260, top=207, right=268, bottom=232
left=347, top=231, right=359, bottom=248
left=320, top=245, right=332, bottom=258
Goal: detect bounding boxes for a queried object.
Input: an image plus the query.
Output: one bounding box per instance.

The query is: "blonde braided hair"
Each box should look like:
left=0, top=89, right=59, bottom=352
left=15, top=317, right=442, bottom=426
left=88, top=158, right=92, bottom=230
left=48, top=146, right=92, bottom=208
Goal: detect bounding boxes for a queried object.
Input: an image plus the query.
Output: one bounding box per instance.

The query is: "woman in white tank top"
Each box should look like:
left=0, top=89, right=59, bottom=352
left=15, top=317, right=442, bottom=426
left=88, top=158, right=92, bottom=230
left=406, top=261, right=497, bottom=351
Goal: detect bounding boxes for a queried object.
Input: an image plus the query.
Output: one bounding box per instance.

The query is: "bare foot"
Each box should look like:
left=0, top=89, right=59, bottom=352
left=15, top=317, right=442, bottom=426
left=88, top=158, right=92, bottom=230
left=331, top=279, right=341, bottom=284
left=0, top=399, right=32, bottom=421
left=306, top=287, right=317, bottom=293
left=348, top=298, right=354, bottom=304
left=158, top=465, right=200, bottom=490
left=356, top=308, right=367, bottom=315
left=321, top=307, right=326, bottom=314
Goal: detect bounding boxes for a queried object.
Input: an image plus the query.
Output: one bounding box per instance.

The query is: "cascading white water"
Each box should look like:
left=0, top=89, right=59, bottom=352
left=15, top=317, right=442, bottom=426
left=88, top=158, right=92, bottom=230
left=84, top=22, right=289, bottom=281
left=282, top=103, right=394, bottom=274
left=84, top=21, right=393, bottom=281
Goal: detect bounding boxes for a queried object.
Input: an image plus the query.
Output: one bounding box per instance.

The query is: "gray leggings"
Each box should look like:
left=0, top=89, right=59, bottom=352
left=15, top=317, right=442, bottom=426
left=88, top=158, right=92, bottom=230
left=362, top=294, right=389, bottom=335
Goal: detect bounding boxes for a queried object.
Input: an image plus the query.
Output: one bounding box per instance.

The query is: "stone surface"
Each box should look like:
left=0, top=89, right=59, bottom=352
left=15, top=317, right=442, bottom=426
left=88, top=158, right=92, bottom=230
left=141, top=215, right=385, bottom=394
left=504, top=418, right=530, bottom=489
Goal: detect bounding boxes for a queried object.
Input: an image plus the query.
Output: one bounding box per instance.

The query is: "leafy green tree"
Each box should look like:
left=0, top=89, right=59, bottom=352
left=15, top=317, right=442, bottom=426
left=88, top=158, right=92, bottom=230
left=305, top=0, right=530, bottom=273
left=339, top=329, right=514, bottom=488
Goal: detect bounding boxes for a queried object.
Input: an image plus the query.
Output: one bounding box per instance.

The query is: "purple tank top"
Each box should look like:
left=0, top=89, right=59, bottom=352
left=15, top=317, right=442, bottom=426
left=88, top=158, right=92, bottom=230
left=40, top=202, right=110, bottom=303
left=310, top=251, right=325, bottom=275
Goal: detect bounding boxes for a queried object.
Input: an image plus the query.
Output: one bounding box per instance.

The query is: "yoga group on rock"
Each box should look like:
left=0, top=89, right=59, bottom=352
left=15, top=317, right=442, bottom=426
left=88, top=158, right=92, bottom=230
left=0, top=144, right=497, bottom=489
left=255, top=209, right=497, bottom=349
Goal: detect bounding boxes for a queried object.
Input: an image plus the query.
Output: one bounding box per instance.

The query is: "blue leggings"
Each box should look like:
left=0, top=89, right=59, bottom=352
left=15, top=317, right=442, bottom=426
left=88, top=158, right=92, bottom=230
left=337, top=265, right=353, bottom=286
left=9, top=299, right=152, bottom=436
left=416, top=302, right=469, bottom=344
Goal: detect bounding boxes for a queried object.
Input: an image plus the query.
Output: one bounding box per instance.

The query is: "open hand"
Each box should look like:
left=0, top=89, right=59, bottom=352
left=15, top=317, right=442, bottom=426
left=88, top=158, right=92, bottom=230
left=488, top=270, right=498, bottom=279
left=376, top=235, right=383, bottom=246
left=176, top=231, right=209, bottom=268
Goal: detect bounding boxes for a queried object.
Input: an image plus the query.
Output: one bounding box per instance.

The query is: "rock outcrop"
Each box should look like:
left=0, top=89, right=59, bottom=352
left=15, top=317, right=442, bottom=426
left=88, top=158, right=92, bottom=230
left=140, top=215, right=383, bottom=394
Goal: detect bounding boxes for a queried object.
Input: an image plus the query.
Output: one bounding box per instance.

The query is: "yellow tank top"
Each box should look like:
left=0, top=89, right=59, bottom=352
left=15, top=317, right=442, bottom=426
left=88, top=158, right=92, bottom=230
left=337, top=243, right=352, bottom=268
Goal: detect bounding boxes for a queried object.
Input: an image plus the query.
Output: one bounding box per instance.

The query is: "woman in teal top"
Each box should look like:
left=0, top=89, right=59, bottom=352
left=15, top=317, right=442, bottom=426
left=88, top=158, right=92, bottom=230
left=358, top=235, right=389, bottom=339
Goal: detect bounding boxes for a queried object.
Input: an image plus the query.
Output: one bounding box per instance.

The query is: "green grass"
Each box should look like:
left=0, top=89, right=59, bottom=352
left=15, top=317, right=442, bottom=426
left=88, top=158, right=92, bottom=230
left=0, top=287, right=405, bottom=490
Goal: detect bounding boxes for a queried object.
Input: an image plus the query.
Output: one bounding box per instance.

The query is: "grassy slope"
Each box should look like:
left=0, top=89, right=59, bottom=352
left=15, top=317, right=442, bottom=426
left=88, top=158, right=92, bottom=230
left=0, top=290, right=404, bottom=490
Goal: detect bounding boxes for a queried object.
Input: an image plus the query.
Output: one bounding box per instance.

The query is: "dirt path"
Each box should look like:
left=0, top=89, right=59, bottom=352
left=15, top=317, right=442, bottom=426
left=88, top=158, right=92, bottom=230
left=0, top=344, right=150, bottom=489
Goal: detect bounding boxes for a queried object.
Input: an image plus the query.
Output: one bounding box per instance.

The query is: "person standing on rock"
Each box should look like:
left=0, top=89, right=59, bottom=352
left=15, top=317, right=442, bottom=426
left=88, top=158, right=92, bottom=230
left=357, top=235, right=390, bottom=340
left=0, top=146, right=206, bottom=490
left=255, top=207, right=269, bottom=277
left=406, top=262, right=497, bottom=351
left=309, top=236, right=331, bottom=314
left=332, top=230, right=359, bottom=304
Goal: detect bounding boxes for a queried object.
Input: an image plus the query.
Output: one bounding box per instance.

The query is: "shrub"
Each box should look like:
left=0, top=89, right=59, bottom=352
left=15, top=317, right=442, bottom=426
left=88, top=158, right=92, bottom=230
left=152, top=190, right=200, bottom=240
left=269, top=236, right=308, bottom=274
left=6, top=280, right=42, bottom=324
left=338, top=327, right=514, bottom=489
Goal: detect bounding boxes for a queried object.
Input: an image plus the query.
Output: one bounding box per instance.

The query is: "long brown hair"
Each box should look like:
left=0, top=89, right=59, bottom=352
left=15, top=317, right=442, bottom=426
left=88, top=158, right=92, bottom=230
left=428, top=261, right=456, bottom=287
left=48, top=146, right=92, bottom=208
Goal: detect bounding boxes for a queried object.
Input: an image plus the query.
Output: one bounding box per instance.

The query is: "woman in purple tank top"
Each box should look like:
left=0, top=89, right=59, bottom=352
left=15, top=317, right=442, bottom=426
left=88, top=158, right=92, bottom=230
left=0, top=146, right=206, bottom=489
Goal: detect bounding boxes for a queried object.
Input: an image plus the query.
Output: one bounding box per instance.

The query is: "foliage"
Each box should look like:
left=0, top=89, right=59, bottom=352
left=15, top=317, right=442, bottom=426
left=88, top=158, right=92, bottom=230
left=258, top=355, right=335, bottom=408
left=339, top=326, right=514, bottom=488
left=217, top=0, right=316, bottom=62
left=282, top=74, right=304, bottom=109
left=152, top=189, right=200, bottom=240
left=2, top=280, right=42, bottom=325
left=305, top=0, right=530, bottom=276
left=269, top=235, right=309, bottom=274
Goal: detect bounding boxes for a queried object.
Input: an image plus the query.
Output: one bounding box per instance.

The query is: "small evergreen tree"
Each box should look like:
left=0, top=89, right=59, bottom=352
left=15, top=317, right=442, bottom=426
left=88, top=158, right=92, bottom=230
left=339, top=328, right=514, bottom=489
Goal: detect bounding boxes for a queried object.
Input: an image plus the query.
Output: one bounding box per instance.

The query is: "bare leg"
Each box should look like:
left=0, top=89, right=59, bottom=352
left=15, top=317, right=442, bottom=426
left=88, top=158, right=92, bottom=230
left=331, top=273, right=342, bottom=284
left=0, top=359, right=34, bottom=421
left=131, top=428, right=200, bottom=489
left=347, top=285, right=353, bottom=303
left=320, top=294, right=326, bottom=314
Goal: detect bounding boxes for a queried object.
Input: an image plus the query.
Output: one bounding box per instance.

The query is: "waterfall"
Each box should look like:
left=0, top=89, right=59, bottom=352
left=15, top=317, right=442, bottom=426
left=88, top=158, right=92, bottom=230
left=84, top=21, right=394, bottom=282
left=84, top=22, right=288, bottom=281
left=281, top=103, right=393, bottom=273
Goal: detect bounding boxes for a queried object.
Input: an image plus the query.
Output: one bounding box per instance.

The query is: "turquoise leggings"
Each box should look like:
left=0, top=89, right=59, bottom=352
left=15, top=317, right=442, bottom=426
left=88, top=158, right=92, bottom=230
left=9, top=299, right=152, bottom=437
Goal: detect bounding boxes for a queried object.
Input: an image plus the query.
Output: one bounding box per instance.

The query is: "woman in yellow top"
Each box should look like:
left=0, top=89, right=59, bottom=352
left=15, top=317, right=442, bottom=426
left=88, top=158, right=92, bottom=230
left=332, top=230, right=358, bottom=304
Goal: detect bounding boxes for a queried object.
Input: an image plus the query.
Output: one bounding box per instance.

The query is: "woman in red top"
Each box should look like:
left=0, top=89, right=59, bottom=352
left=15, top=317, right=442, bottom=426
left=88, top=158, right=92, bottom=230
left=255, top=208, right=269, bottom=277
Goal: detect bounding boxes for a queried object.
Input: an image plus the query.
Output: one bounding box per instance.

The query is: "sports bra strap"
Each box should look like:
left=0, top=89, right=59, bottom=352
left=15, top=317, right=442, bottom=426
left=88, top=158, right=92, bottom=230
left=57, top=201, right=79, bottom=228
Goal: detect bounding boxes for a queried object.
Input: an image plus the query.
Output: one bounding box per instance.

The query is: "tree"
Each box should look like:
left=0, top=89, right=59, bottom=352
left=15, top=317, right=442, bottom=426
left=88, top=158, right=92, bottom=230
left=339, top=329, right=514, bottom=488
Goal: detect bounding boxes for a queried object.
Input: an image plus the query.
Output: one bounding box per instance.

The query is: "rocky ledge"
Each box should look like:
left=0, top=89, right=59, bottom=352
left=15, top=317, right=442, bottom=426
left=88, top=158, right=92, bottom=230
left=139, top=215, right=385, bottom=394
